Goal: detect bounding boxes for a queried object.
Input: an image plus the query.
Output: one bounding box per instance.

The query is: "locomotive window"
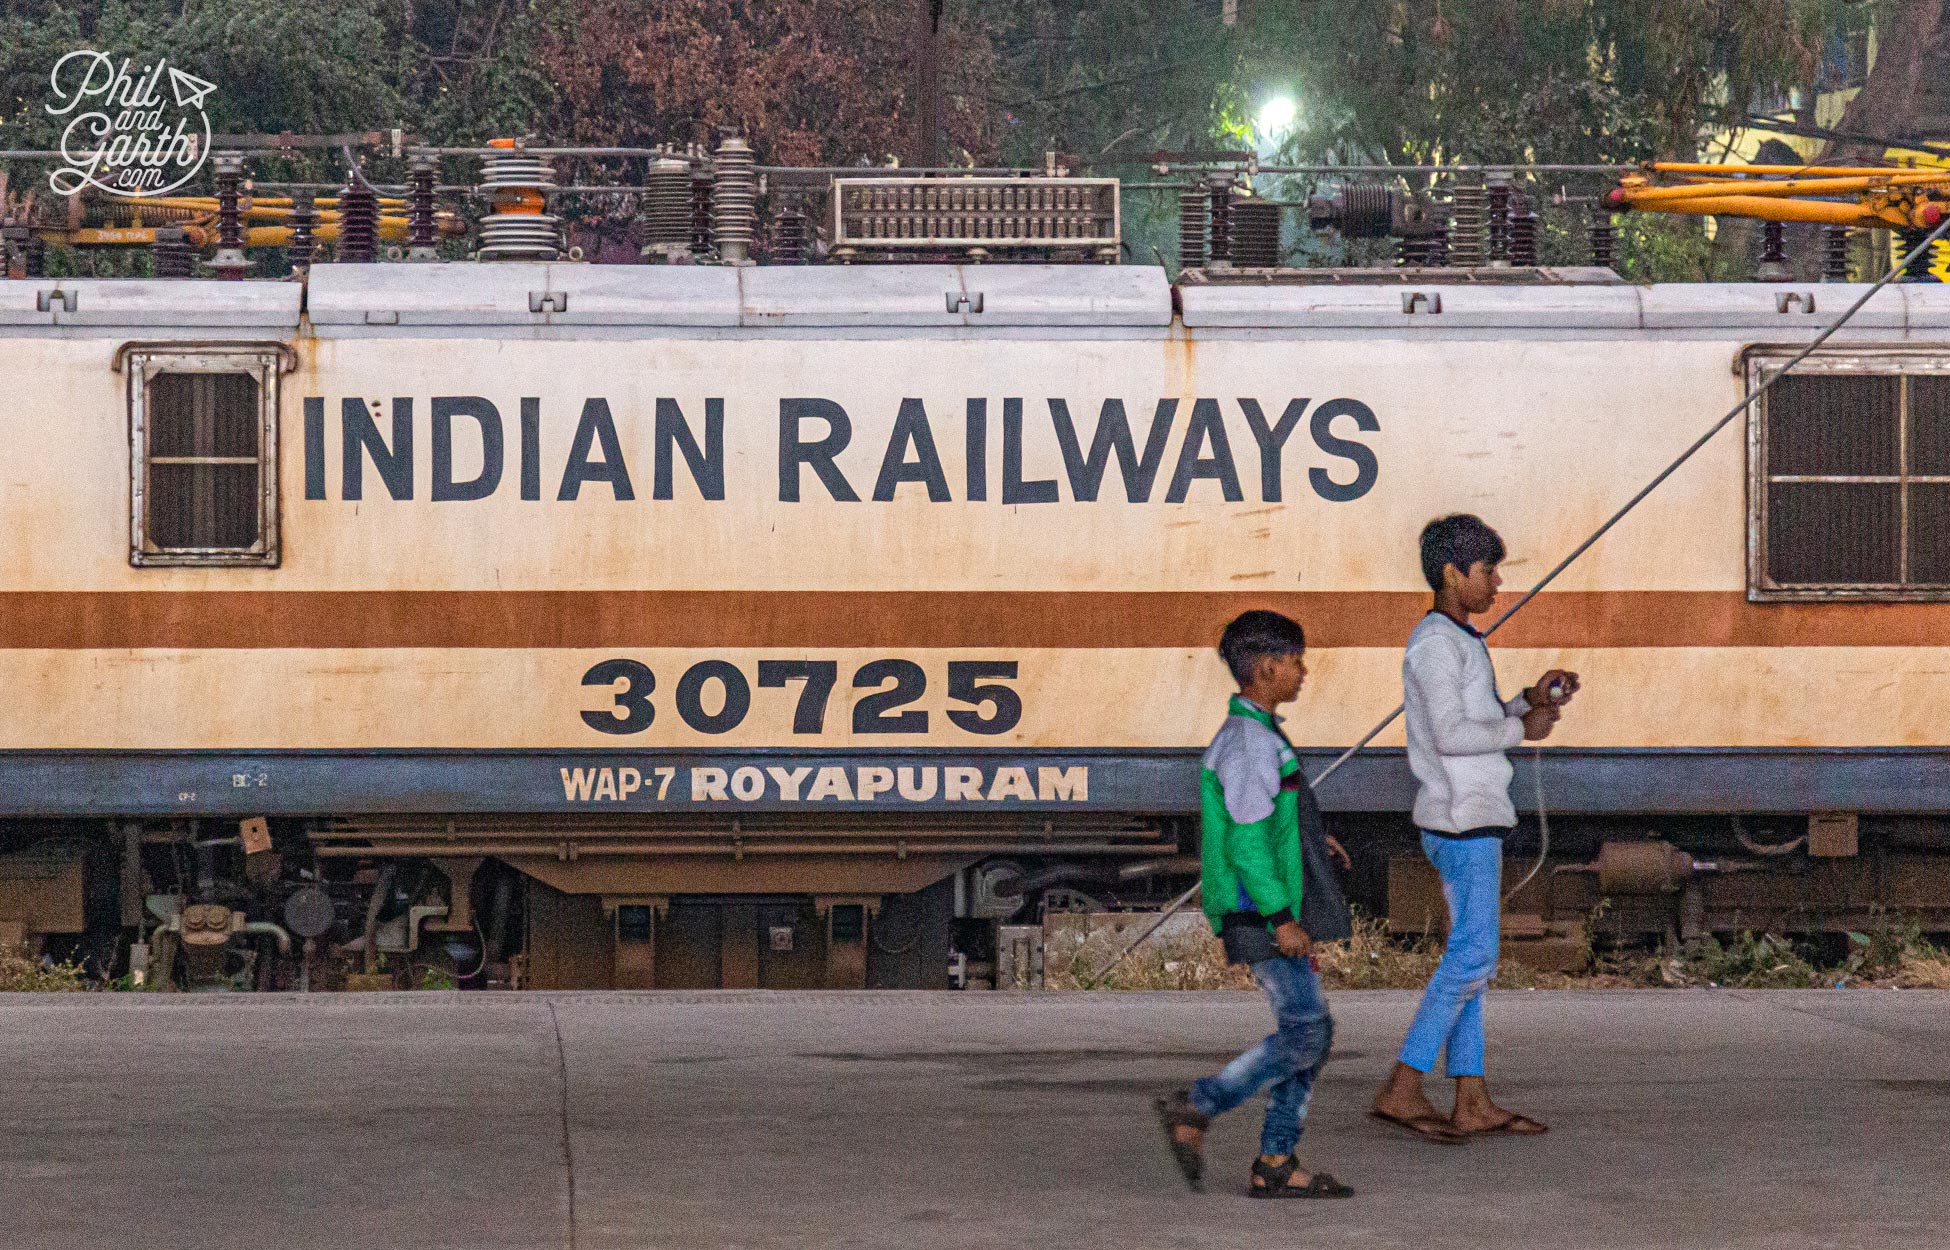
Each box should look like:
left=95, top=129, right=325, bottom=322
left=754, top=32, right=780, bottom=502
left=128, top=348, right=280, bottom=567
left=1751, top=358, right=1950, bottom=600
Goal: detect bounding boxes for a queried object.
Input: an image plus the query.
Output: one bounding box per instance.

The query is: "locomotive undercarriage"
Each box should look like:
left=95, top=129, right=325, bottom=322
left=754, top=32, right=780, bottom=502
left=2, top=812, right=1946, bottom=990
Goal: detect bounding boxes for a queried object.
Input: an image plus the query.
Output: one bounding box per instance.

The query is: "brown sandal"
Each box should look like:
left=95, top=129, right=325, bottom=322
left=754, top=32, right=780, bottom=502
left=1369, top=1108, right=1467, bottom=1145
left=1465, top=1111, right=1548, bottom=1136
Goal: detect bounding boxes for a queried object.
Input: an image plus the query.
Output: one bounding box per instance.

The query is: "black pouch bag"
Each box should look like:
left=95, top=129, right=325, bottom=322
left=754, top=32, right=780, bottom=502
left=1291, top=783, right=1354, bottom=943
left=1278, top=740, right=1354, bottom=944
left=1219, top=911, right=1281, bottom=965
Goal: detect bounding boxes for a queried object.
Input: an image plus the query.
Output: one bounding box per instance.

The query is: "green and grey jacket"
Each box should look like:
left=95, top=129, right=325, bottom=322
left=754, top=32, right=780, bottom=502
left=1199, top=694, right=1307, bottom=934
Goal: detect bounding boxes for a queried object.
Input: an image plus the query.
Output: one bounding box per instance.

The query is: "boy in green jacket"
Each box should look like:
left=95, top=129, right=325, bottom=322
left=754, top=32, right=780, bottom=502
left=1156, top=610, right=1353, bottom=1199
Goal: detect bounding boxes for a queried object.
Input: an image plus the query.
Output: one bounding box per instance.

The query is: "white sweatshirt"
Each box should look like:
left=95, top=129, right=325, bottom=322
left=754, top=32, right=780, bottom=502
left=1402, top=611, right=1531, bottom=833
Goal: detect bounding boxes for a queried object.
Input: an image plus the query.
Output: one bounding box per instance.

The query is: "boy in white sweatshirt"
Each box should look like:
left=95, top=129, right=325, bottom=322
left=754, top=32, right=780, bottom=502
left=1371, top=514, right=1579, bottom=1143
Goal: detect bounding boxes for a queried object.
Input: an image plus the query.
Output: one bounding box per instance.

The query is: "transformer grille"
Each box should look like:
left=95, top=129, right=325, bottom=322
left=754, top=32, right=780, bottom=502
left=831, top=177, right=1118, bottom=257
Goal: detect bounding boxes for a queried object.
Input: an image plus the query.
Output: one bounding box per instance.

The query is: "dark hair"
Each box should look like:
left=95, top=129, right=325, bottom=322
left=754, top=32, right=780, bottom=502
left=1217, top=610, right=1307, bottom=685
left=1420, top=513, right=1505, bottom=591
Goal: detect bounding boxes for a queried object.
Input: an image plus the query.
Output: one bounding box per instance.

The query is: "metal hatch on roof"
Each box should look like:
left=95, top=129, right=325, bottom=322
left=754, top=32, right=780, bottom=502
left=308, top=262, right=1162, bottom=331
left=1178, top=281, right=1641, bottom=330
left=738, top=265, right=972, bottom=327
left=946, top=265, right=1171, bottom=326
left=1638, top=283, right=1905, bottom=331
left=308, top=263, right=740, bottom=329
left=543, top=264, right=739, bottom=326
left=0, top=280, right=300, bottom=330
left=736, top=264, right=1169, bottom=328
left=307, top=264, right=546, bottom=328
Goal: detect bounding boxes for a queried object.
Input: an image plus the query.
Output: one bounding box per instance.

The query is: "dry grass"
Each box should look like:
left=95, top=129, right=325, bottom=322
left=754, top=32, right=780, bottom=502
left=1042, top=920, right=1255, bottom=991
left=1313, top=911, right=1443, bottom=990
left=1886, top=946, right=1950, bottom=989
left=1044, top=910, right=1569, bottom=992
left=1043, top=908, right=1950, bottom=993
left=0, top=944, right=94, bottom=992
left=1845, top=914, right=1950, bottom=989
left=1620, top=916, right=1950, bottom=990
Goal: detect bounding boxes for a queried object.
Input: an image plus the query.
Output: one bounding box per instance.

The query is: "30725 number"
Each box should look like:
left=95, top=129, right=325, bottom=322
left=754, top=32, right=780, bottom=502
left=579, top=658, right=1022, bottom=737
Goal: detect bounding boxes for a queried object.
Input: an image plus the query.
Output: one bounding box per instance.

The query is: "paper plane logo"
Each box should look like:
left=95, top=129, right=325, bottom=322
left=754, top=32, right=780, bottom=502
left=45, top=51, right=214, bottom=197
left=167, top=67, right=217, bottom=112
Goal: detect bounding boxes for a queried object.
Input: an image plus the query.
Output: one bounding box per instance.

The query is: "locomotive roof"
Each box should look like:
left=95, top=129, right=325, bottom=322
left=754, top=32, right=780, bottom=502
left=4, top=263, right=1944, bottom=338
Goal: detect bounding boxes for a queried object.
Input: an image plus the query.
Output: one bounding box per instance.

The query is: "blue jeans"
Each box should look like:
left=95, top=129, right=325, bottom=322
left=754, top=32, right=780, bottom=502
left=1398, top=832, right=1503, bottom=1077
left=1189, top=954, right=1333, bottom=1156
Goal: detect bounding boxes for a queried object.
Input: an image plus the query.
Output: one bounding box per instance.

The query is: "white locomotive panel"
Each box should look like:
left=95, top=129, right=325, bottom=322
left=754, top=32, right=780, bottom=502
left=1, top=268, right=1946, bottom=813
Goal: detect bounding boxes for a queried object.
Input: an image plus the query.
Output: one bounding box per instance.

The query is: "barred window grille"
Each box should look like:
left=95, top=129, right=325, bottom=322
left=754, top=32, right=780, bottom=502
left=1752, top=357, right=1950, bottom=599
left=129, top=348, right=280, bottom=567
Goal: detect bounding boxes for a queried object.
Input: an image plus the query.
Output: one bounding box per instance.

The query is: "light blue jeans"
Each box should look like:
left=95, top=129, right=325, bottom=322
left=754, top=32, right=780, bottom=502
left=1189, top=955, right=1334, bottom=1156
left=1397, top=832, right=1504, bottom=1077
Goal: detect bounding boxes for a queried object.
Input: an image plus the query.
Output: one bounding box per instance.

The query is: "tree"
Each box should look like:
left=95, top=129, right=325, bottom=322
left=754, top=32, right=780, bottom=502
left=512, top=0, right=995, bottom=164
left=1235, top=0, right=1862, bottom=166
left=1821, top=0, right=1950, bottom=162
left=974, top=0, right=1244, bottom=166
left=1, top=0, right=407, bottom=232
left=0, top=0, right=406, bottom=149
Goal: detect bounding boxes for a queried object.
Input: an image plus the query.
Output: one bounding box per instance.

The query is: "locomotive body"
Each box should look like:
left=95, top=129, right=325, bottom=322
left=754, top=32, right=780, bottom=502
left=2, top=262, right=1947, bottom=987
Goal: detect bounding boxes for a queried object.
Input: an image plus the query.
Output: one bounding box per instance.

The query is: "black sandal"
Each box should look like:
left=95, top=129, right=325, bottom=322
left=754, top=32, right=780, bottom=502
left=1249, top=1155, right=1355, bottom=1200
left=1154, top=1090, right=1210, bottom=1192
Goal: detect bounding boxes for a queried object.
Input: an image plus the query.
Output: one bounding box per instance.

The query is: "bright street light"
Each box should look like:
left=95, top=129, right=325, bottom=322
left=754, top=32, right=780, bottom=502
left=1257, top=96, right=1297, bottom=138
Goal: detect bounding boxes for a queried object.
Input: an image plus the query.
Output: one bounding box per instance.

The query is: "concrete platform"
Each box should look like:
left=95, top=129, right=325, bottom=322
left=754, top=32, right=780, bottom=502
left=0, top=989, right=1944, bottom=1249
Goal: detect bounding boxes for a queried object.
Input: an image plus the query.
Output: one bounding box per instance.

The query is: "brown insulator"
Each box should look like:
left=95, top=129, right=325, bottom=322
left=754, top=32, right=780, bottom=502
left=287, top=191, right=317, bottom=271
left=206, top=152, right=250, bottom=279
left=1821, top=224, right=1851, bottom=282
left=337, top=173, right=378, bottom=263
left=1588, top=212, right=1617, bottom=270
left=1448, top=176, right=1487, bottom=267
left=1229, top=198, right=1281, bottom=268
left=1207, top=180, right=1234, bottom=264
left=1178, top=186, right=1208, bottom=269
left=1756, top=219, right=1790, bottom=282
left=216, top=172, right=241, bottom=249
left=691, top=170, right=715, bottom=260
left=151, top=226, right=195, bottom=278
left=1485, top=176, right=1512, bottom=264
left=1398, top=234, right=1436, bottom=266
left=337, top=169, right=378, bottom=261
left=407, top=153, right=439, bottom=260
left=1418, top=229, right=1449, bottom=268
left=770, top=192, right=808, bottom=264
left=1507, top=196, right=1540, bottom=267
